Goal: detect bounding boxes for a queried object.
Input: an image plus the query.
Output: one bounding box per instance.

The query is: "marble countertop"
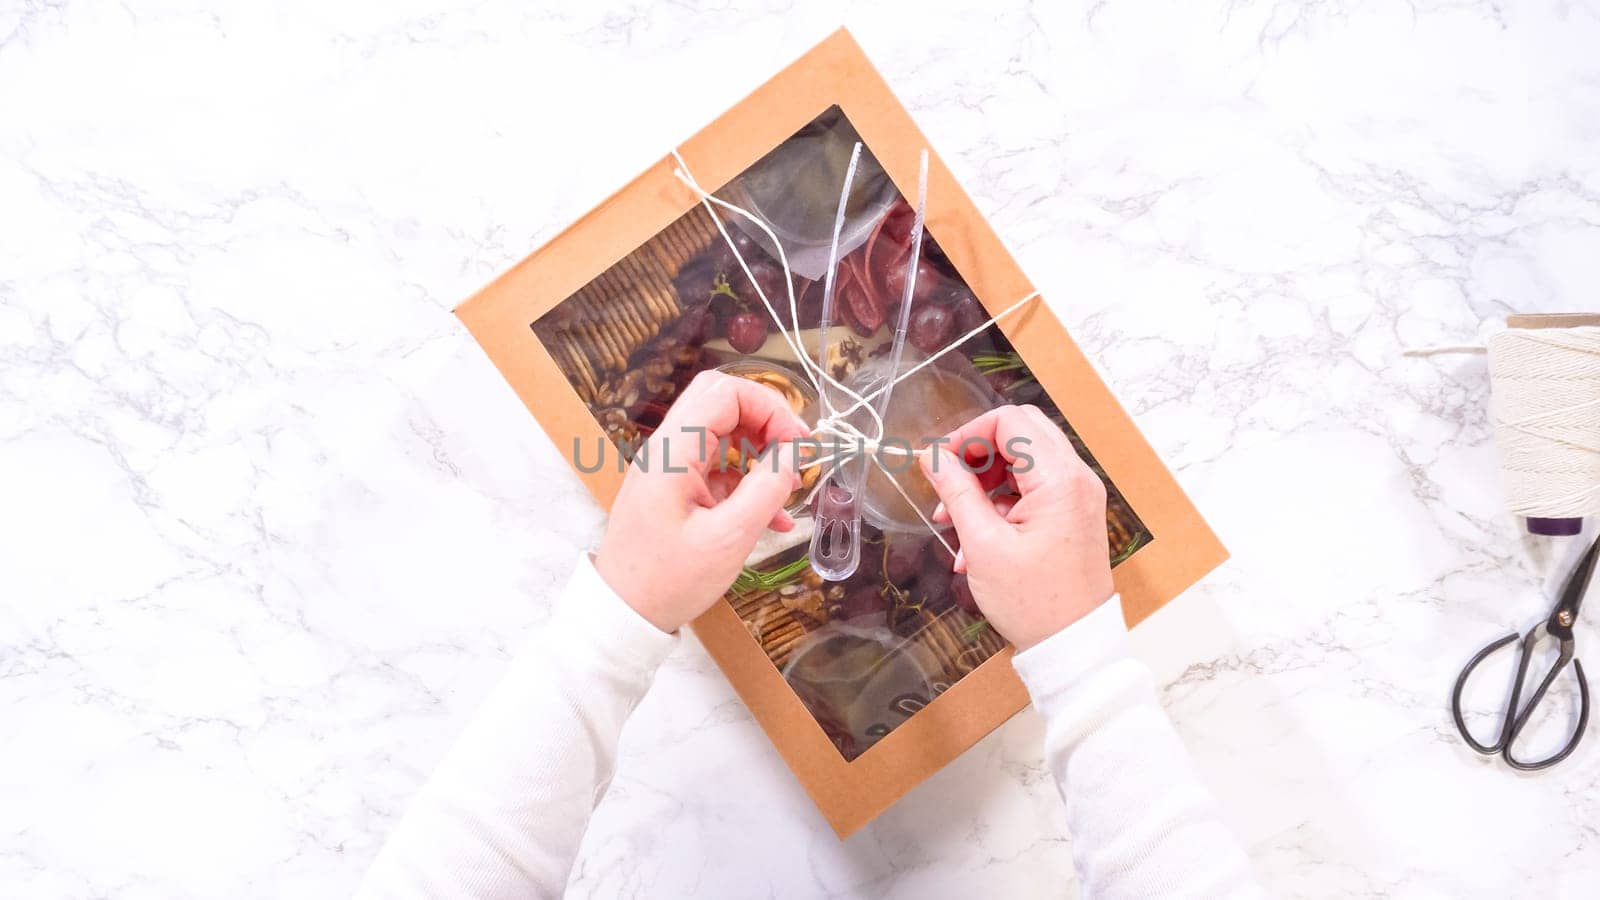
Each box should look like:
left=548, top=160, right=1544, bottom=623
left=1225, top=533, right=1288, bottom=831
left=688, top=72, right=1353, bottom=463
left=6, top=1, right=1600, bottom=896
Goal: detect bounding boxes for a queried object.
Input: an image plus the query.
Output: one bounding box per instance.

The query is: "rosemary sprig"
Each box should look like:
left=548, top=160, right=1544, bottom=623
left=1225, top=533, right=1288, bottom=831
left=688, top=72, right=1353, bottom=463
left=970, top=352, right=1030, bottom=375
left=971, top=353, right=1037, bottom=393
left=731, top=556, right=810, bottom=598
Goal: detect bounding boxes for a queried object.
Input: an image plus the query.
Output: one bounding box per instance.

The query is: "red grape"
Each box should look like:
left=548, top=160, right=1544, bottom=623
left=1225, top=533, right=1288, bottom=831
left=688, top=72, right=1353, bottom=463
left=837, top=582, right=887, bottom=621
left=708, top=291, right=736, bottom=331
left=732, top=259, right=791, bottom=308
left=889, top=602, right=923, bottom=637
left=923, top=234, right=956, bottom=277
left=672, top=305, right=713, bottom=344
left=883, top=535, right=925, bottom=584
left=923, top=585, right=955, bottom=614
left=672, top=256, right=716, bottom=305
left=985, top=368, right=1020, bottom=395
left=948, top=289, right=997, bottom=355
left=727, top=311, right=768, bottom=354
left=949, top=289, right=986, bottom=333
left=711, top=226, right=765, bottom=273
left=950, top=573, right=979, bottom=615
left=882, top=254, right=946, bottom=308
left=907, top=305, right=956, bottom=354
left=795, top=278, right=824, bottom=328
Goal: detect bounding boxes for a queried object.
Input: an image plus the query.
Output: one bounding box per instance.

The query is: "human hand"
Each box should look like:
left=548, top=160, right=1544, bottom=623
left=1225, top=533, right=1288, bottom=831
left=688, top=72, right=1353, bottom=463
left=595, top=370, right=808, bottom=633
left=919, top=404, right=1114, bottom=651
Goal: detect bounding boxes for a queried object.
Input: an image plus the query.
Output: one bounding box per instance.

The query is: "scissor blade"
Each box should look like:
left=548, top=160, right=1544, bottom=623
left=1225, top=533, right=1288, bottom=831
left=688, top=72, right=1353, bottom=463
left=1553, top=534, right=1600, bottom=630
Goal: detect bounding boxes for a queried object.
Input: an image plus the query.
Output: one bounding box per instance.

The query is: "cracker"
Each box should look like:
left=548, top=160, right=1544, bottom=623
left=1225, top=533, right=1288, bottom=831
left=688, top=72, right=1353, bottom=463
left=684, top=205, right=719, bottom=245
left=552, top=326, right=603, bottom=396
left=607, top=268, right=659, bottom=339
left=679, top=211, right=720, bottom=258
left=645, top=241, right=690, bottom=311
left=552, top=337, right=599, bottom=401
left=745, top=602, right=791, bottom=634
left=761, top=614, right=804, bottom=643
left=614, top=255, right=674, bottom=326
left=630, top=253, right=681, bottom=326
left=581, top=319, right=624, bottom=375
left=953, top=645, right=989, bottom=677
left=658, top=226, right=702, bottom=278
left=581, top=280, right=646, bottom=353
left=920, top=616, right=963, bottom=674
left=575, top=315, right=624, bottom=374
left=603, top=283, right=652, bottom=350
left=766, top=629, right=808, bottom=661
left=732, top=591, right=777, bottom=619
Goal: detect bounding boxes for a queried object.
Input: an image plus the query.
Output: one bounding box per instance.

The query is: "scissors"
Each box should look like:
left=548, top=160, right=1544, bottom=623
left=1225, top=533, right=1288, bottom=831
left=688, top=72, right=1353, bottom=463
left=1450, top=535, right=1599, bottom=770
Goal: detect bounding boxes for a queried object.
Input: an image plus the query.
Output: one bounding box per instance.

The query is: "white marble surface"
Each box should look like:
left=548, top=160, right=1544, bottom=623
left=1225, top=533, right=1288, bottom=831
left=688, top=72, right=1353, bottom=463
left=6, top=1, right=1600, bottom=896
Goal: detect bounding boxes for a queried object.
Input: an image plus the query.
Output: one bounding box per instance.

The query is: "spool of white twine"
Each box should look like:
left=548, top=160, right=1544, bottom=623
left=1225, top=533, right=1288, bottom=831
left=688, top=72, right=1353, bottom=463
left=1487, top=325, right=1600, bottom=519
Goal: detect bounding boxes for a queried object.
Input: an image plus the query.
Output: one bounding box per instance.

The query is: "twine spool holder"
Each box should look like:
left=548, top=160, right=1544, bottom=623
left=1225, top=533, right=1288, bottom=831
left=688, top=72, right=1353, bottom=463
left=1503, top=313, right=1600, bottom=536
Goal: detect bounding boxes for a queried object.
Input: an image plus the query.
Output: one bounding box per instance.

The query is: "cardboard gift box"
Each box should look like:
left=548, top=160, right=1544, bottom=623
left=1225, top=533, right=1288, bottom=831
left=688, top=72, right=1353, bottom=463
left=456, top=29, right=1226, bottom=837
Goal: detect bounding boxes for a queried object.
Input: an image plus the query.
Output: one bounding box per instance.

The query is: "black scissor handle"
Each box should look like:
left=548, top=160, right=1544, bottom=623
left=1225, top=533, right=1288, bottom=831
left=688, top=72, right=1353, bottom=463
left=1504, top=657, right=1589, bottom=771
left=1451, top=632, right=1520, bottom=754
left=1451, top=629, right=1591, bottom=770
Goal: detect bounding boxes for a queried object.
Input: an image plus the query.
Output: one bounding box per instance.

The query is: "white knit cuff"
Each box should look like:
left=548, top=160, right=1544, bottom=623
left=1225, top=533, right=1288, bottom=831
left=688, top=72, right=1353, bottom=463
left=1010, top=596, right=1129, bottom=702
left=542, top=552, right=678, bottom=682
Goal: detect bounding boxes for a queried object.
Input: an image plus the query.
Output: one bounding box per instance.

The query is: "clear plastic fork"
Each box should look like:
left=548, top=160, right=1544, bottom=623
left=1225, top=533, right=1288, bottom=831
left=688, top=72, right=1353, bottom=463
left=810, top=148, right=929, bottom=581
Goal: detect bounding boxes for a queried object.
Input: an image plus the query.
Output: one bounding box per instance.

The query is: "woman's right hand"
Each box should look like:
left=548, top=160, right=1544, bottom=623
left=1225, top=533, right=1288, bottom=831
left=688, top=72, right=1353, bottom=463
left=919, top=405, right=1115, bottom=651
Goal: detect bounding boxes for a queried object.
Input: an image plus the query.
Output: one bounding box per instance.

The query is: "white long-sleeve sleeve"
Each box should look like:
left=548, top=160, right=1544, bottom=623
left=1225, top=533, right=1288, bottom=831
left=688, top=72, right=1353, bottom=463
left=357, top=552, right=676, bottom=900
left=360, top=565, right=1258, bottom=899
left=1012, top=598, right=1262, bottom=899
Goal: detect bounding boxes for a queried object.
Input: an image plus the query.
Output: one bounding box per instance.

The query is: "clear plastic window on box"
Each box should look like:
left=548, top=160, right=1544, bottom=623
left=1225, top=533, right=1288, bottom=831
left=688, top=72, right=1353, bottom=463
left=532, top=107, right=1151, bottom=761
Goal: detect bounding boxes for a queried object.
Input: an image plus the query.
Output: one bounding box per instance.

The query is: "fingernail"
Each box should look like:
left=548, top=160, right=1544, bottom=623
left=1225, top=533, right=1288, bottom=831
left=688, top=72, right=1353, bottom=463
left=932, top=502, right=947, bottom=522
left=952, top=549, right=965, bottom=573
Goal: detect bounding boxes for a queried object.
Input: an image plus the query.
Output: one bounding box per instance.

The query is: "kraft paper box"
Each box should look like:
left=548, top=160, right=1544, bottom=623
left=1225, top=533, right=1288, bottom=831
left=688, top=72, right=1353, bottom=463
left=456, top=29, right=1226, bottom=837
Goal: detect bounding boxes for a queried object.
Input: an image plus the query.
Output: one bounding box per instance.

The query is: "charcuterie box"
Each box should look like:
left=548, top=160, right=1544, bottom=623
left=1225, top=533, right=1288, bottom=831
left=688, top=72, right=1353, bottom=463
left=456, top=28, right=1225, bottom=837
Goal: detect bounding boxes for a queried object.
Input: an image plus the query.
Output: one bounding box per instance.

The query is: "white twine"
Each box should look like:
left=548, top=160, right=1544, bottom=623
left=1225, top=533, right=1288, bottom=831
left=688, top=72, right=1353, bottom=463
left=1402, top=344, right=1489, bottom=358
left=1486, top=326, right=1600, bottom=519
left=670, top=148, right=1039, bottom=558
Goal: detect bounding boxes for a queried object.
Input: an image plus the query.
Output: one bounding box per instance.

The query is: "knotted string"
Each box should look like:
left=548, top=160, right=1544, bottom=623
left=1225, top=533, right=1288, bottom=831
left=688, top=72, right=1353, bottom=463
left=669, top=148, right=1039, bottom=558
left=670, top=148, right=944, bottom=551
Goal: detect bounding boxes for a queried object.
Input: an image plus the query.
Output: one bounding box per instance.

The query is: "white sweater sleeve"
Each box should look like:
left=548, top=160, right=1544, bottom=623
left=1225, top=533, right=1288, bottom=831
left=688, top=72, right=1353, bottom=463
left=356, top=552, right=676, bottom=900
left=360, top=567, right=1257, bottom=899
left=1012, top=598, right=1262, bottom=900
